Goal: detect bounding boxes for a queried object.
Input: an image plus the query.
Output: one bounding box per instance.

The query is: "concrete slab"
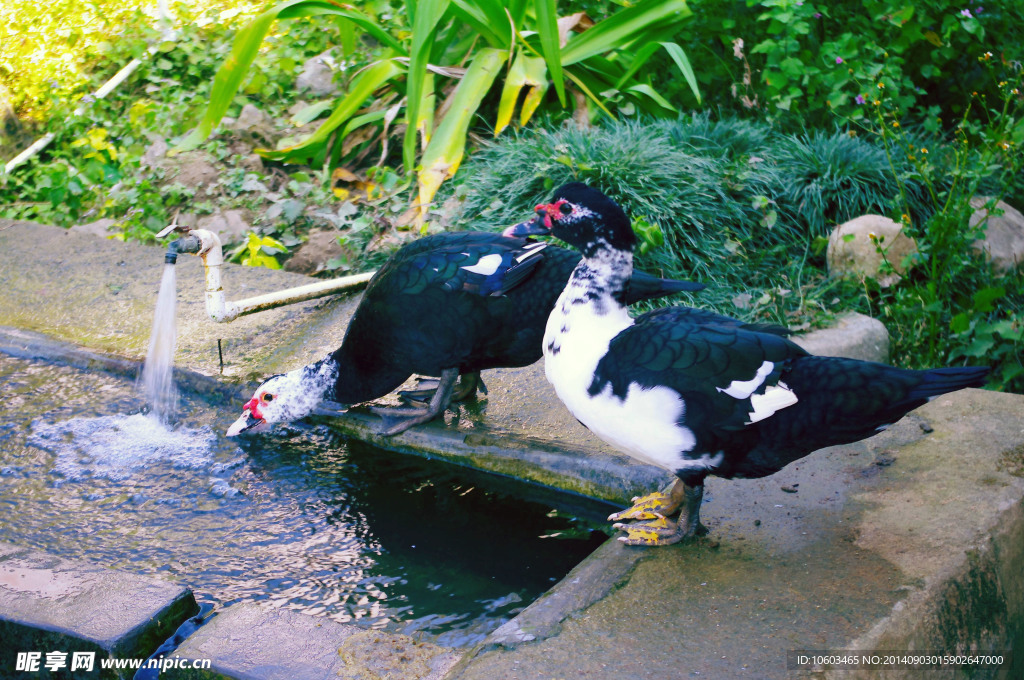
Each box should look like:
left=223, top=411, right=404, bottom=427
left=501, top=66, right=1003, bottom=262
left=169, top=603, right=461, bottom=680
left=0, top=542, right=197, bottom=678
left=448, top=389, right=1024, bottom=680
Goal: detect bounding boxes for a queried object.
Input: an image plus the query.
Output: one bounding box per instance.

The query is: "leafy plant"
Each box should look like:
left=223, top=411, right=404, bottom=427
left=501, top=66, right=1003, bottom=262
left=177, top=0, right=701, bottom=221
left=856, top=50, right=1024, bottom=390
left=239, top=232, right=288, bottom=269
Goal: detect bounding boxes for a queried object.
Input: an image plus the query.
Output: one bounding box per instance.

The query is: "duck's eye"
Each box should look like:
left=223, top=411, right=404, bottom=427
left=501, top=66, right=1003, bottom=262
left=262, top=393, right=274, bottom=403
left=559, top=202, right=573, bottom=215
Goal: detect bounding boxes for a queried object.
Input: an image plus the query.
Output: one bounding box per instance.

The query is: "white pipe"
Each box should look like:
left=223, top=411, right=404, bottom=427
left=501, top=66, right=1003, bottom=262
left=187, top=229, right=375, bottom=323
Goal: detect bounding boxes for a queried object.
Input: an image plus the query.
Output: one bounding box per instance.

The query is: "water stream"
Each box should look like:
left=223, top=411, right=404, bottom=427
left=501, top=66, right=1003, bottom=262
left=138, top=263, right=179, bottom=423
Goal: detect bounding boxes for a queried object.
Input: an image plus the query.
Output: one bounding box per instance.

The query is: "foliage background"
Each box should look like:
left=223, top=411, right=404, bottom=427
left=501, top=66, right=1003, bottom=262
left=1, top=0, right=1022, bottom=390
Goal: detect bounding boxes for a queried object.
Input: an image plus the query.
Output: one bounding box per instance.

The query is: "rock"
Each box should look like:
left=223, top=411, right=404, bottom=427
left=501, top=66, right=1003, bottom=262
left=196, top=210, right=251, bottom=244
left=969, top=196, right=1024, bottom=272
left=826, top=215, right=917, bottom=287
left=0, top=542, right=197, bottom=663
left=0, top=83, right=25, bottom=154
left=166, top=151, right=220, bottom=198
left=70, top=218, right=118, bottom=238
left=284, top=228, right=347, bottom=275
left=296, top=51, right=341, bottom=96
left=792, top=312, right=890, bottom=363
left=234, top=103, right=272, bottom=132
left=140, top=137, right=168, bottom=170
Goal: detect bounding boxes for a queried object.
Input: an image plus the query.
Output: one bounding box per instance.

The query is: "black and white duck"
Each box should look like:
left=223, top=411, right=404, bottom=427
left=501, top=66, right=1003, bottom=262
left=504, top=182, right=990, bottom=546
left=226, top=230, right=703, bottom=437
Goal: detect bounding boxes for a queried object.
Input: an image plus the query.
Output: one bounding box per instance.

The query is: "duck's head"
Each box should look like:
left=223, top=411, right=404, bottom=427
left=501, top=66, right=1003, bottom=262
left=503, top=183, right=634, bottom=257
left=225, top=363, right=335, bottom=436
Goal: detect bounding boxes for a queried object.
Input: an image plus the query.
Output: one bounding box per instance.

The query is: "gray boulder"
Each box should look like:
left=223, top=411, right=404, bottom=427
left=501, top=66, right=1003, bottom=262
left=969, top=197, right=1024, bottom=272
left=792, top=312, right=890, bottom=364
left=296, top=52, right=341, bottom=97
left=827, top=215, right=917, bottom=287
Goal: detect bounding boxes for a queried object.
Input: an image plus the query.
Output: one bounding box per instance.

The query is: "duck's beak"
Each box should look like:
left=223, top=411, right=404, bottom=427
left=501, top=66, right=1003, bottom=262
left=226, top=400, right=268, bottom=437
left=503, top=209, right=551, bottom=238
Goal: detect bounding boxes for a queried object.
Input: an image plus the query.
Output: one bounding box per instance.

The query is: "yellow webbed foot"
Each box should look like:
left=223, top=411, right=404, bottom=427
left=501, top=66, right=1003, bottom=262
left=607, top=491, right=679, bottom=522
left=612, top=515, right=687, bottom=546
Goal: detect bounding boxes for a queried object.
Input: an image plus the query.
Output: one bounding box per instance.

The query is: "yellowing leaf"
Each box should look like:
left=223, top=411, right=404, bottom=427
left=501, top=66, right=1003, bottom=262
left=417, top=47, right=507, bottom=221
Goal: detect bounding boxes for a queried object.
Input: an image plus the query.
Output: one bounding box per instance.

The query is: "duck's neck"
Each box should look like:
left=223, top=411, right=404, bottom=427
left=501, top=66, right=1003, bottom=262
left=544, top=246, right=634, bottom=367
left=297, top=358, right=341, bottom=402
left=325, top=344, right=410, bottom=405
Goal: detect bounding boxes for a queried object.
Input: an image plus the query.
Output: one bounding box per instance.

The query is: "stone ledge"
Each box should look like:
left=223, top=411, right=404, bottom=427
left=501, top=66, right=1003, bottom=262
left=169, top=604, right=461, bottom=680
left=0, top=543, right=197, bottom=679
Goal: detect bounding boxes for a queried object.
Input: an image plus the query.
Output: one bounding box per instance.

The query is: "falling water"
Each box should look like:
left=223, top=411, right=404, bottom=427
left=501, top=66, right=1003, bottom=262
left=139, top=263, right=179, bottom=423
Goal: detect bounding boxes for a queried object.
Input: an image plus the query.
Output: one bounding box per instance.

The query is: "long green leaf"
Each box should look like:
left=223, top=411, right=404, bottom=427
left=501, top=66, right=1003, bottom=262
left=533, top=0, right=565, bottom=106
left=449, top=0, right=506, bottom=47
left=402, top=0, right=452, bottom=174
left=175, top=0, right=405, bottom=153
left=660, top=41, right=701, bottom=103
left=418, top=47, right=507, bottom=218
left=627, top=83, right=676, bottom=112
left=417, top=71, right=436, bottom=150
left=562, top=0, right=691, bottom=66
left=507, top=0, right=528, bottom=26
left=277, top=4, right=406, bottom=54
left=613, top=42, right=660, bottom=90
left=259, top=59, right=404, bottom=162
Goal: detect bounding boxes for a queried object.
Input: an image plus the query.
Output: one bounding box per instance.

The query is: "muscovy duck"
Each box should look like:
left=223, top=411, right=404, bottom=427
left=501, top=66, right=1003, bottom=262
left=226, top=231, right=703, bottom=437
left=505, top=183, right=990, bottom=546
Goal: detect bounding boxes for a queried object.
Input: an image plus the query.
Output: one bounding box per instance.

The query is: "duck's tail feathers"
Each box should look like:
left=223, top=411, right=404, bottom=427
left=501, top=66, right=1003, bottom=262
left=909, top=366, right=990, bottom=401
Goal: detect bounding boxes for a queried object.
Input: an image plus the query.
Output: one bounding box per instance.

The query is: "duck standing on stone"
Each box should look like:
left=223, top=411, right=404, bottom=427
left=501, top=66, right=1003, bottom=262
left=505, top=182, right=989, bottom=546
left=226, top=230, right=703, bottom=437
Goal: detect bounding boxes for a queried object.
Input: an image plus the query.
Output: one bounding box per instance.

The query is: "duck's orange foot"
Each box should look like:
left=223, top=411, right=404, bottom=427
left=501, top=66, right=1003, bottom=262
left=607, top=491, right=678, bottom=522
left=612, top=515, right=688, bottom=546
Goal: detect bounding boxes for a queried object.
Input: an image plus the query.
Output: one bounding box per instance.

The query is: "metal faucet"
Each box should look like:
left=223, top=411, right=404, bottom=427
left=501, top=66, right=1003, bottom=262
left=159, top=223, right=374, bottom=323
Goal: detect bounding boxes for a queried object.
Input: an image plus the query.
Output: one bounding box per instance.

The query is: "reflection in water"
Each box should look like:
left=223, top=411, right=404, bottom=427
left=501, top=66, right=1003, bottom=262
left=0, top=354, right=610, bottom=647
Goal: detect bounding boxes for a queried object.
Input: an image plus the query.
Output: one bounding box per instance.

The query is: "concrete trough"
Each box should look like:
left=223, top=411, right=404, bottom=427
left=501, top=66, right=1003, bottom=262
left=0, top=543, right=197, bottom=679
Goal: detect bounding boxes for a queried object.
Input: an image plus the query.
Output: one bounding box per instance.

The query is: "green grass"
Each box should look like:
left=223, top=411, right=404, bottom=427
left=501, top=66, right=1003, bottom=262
left=448, top=114, right=928, bottom=325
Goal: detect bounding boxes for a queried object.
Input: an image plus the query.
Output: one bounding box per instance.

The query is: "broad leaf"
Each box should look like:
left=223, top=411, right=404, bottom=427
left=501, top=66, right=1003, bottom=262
left=561, top=0, right=691, bottom=66
left=495, top=53, right=548, bottom=135
left=418, top=47, right=507, bottom=219
left=259, top=59, right=404, bottom=162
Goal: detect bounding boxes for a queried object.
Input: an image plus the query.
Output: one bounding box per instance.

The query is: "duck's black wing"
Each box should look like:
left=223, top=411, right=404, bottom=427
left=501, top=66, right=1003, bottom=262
left=591, top=312, right=807, bottom=440
left=368, top=233, right=549, bottom=299
left=592, top=307, right=989, bottom=478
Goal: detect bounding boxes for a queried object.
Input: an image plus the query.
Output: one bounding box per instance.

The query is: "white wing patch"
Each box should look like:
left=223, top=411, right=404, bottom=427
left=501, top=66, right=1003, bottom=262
left=746, top=381, right=798, bottom=424
left=460, top=253, right=504, bottom=276
left=717, top=360, right=775, bottom=399
left=516, top=242, right=547, bottom=262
